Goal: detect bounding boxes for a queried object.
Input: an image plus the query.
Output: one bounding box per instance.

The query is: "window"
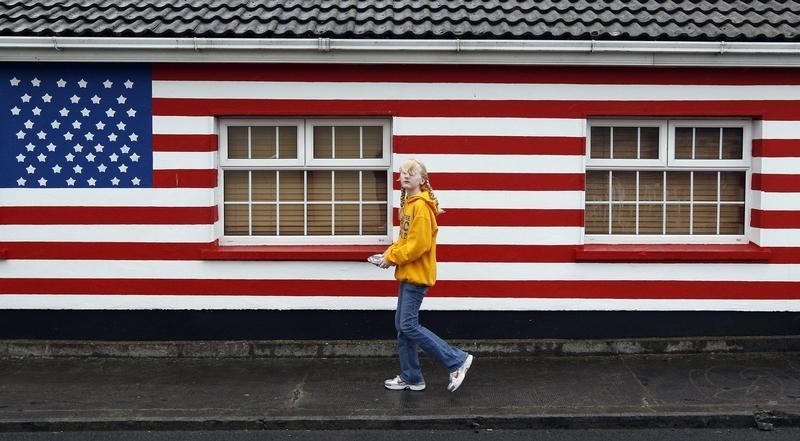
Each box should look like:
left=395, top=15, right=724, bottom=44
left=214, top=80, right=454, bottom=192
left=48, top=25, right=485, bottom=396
left=219, top=119, right=391, bottom=245
left=585, top=119, right=750, bottom=244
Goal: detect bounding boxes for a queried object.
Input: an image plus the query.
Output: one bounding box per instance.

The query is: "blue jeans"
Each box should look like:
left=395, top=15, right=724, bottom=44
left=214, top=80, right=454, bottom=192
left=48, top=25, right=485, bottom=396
left=395, top=281, right=468, bottom=385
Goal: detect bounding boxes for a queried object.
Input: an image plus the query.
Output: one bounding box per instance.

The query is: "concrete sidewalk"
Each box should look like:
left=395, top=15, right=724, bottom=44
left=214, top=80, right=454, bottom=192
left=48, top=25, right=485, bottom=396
left=2, top=350, right=800, bottom=431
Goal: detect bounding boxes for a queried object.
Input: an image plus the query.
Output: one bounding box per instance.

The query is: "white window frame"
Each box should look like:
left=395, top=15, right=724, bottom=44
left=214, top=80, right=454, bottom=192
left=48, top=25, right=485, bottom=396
left=218, top=118, right=393, bottom=246
left=585, top=118, right=752, bottom=245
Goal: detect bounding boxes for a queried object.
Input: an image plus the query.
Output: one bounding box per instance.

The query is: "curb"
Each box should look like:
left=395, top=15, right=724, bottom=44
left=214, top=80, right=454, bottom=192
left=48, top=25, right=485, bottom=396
left=2, top=336, right=800, bottom=359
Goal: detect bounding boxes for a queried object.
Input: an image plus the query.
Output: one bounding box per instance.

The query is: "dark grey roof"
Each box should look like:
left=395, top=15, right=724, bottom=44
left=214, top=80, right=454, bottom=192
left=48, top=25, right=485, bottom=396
left=1, top=1, right=799, bottom=42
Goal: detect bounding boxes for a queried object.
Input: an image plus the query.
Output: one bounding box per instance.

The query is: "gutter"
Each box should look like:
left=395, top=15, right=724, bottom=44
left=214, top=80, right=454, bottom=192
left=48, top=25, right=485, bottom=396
left=1, top=37, right=800, bottom=66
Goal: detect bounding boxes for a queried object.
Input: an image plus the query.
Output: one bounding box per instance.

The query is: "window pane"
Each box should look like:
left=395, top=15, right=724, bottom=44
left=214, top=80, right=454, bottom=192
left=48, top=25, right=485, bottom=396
left=638, top=171, right=663, bottom=202
left=227, top=126, right=249, bottom=159
left=639, top=204, right=664, bottom=234
left=252, top=204, right=276, bottom=235
left=639, top=127, right=659, bottom=159
left=612, top=127, right=638, bottom=159
left=611, top=204, right=636, bottom=234
left=224, top=204, right=249, bottom=235
left=612, top=171, right=636, bottom=202
left=363, top=171, right=387, bottom=202
left=335, top=126, right=360, bottom=159
left=308, top=171, right=331, bottom=202
left=695, top=128, right=720, bottom=160
left=278, top=126, right=298, bottom=159
left=334, top=171, right=359, bottom=202
left=722, top=128, right=743, bottom=160
left=279, top=204, right=305, bottom=235
left=362, top=126, right=383, bottom=159
left=666, top=172, right=691, bottom=201
left=584, top=204, right=609, bottom=234
left=720, top=172, right=745, bottom=202
left=314, top=126, right=333, bottom=159
left=675, top=127, right=693, bottom=159
left=585, top=171, right=609, bottom=202
left=693, top=172, right=718, bottom=202
left=590, top=126, right=611, bottom=159
left=666, top=204, right=691, bottom=234
left=224, top=170, right=249, bottom=202
left=251, top=126, right=277, bottom=159
left=251, top=171, right=276, bottom=202
left=693, top=204, right=718, bottom=234
left=307, top=204, right=332, bottom=235
left=334, top=204, right=359, bottom=235
left=279, top=171, right=304, bottom=202
left=720, top=205, right=745, bottom=234
left=362, top=204, right=387, bottom=234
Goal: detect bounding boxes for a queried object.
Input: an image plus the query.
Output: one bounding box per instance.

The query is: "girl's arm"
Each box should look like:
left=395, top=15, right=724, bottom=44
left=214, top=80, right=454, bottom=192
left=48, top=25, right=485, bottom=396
left=385, top=208, right=432, bottom=266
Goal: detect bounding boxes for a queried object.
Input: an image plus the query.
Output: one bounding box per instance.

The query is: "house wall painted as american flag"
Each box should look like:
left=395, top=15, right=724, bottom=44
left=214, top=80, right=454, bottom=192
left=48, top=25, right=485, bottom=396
left=2, top=63, right=800, bottom=314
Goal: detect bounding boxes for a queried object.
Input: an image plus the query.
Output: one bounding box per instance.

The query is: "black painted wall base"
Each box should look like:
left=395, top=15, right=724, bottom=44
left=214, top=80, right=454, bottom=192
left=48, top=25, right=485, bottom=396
left=2, top=310, right=800, bottom=341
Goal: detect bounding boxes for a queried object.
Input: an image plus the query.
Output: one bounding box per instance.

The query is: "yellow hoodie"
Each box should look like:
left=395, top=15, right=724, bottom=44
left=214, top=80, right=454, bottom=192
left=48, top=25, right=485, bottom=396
left=385, top=190, right=439, bottom=287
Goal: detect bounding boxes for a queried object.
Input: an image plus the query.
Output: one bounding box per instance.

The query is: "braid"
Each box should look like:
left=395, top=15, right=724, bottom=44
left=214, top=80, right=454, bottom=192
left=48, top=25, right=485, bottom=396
left=398, top=187, right=407, bottom=220
left=423, top=182, right=445, bottom=215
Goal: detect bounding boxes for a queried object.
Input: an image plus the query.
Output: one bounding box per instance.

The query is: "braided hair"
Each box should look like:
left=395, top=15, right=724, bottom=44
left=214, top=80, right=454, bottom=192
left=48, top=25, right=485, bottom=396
left=398, top=159, right=444, bottom=218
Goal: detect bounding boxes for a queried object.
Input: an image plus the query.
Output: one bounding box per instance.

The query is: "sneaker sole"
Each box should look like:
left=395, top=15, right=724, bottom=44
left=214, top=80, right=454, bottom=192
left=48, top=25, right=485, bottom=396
left=385, top=384, right=426, bottom=391
left=447, top=354, right=474, bottom=392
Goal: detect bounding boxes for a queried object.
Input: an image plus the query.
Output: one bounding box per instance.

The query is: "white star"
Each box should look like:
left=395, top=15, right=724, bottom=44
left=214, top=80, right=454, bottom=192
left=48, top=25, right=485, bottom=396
left=103, top=79, right=113, bottom=88
left=124, top=79, right=134, bottom=89
left=41, top=93, right=52, bottom=103
left=36, top=131, right=47, bottom=140
left=84, top=132, right=94, bottom=141
left=85, top=153, right=96, bottom=162
left=59, top=107, right=69, bottom=117
left=63, top=132, right=74, bottom=141
left=98, top=164, right=107, bottom=173
left=129, top=133, right=139, bottom=142
left=108, top=133, right=118, bottom=142
left=80, top=108, right=90, bottom=117
left=119, top=164, right=128, bottom=173
left=72, top=120, right=82, bottom=129
left=94, top=143, right=105, bottom=152
left=105, top=108, right=116, bottom=117
left=78, top=79, right=87, bottom=88
left=111, top=177, right=120, bottom=186
left=32, top=107, right=41, bottom=116
left=10, top=106, right=21, bottom=115
left=65, top=153, right=75, bottom=162
left=87, top=177, right=97, bottom=186
left=109, top=153, right=119, bottom=162
left=130, top=153, right=140, bottom=162
left=120, top=145, right=130, bottom=154
left=21, top=93, right=31, bottom=103
left=31, top=78, right=41, bottom=87
left=90, top=95, right=101, bottom=104
left=66, top=177, right=76, bottom=186
left=73, top=164, right=83, bottom=174
left=37, top=153, right=47, bottom=162
left=116, top=122, right=126, bottom=131
left=23, top=120, right=34, bottom=129
left=15, top=130, right=25, bottom=139
left=52, top=164, right=62, bottom=173
left=70, top=95, right=80, bottom=104
left=38, top=177, right=48, bottom=187
left=17, top=177, right=26, bottom=186
left=51, top=120, right=61, bottom=129
left=15, top=154, right=25, bottom=162
left=73, top=144, right=84, bottom=152
left=10, top=77, right=20, bottom=86
left=56, top=78, right=66, bottom=88
left=46, top=143, right=57, bottom=152
left=25, top=143, right=35, bottom=152
left=95, top=121, right=106, bottom=130
left=26, top=165, right=36, bottom=174
left=116, top=95, right=127, bottom=104
left=132, top=177, right=141, bottom=186
left=126, top=108, right=136, bottom=117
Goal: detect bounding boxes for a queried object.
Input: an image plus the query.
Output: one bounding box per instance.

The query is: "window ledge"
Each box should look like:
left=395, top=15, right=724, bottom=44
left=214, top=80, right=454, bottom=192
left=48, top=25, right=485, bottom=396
left=575, top=243, right=771, bottom=262
left=200, top=245, right=386, bottom=261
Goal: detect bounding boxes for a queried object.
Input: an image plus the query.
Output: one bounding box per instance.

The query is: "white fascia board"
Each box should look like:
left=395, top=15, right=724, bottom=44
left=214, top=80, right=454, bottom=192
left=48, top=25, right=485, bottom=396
left=1, top=37, right=800, bottom=66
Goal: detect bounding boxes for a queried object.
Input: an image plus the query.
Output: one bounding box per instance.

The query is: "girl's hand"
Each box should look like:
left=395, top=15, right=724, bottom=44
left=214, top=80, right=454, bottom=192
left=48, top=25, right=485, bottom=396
left=378, top=257, right=393, bottom=269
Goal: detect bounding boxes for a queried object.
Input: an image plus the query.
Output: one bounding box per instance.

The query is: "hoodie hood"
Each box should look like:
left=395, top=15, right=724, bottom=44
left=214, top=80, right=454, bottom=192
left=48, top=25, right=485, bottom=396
left=405, top=190, right=439, bottom=216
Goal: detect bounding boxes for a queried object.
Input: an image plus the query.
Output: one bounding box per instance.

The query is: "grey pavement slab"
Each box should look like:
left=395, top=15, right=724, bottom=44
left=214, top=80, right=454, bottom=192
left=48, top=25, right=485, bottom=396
left=2, top=353, right=800, bottom=431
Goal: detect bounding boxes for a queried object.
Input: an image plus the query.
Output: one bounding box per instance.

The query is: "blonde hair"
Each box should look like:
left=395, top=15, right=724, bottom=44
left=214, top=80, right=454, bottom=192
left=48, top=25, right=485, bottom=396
left=398, top=158, right=444, bottom=217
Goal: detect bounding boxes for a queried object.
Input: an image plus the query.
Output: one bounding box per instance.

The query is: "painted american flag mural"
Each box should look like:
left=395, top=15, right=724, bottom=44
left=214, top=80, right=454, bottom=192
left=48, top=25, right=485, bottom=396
left=1, top=63, right=800, bottom=311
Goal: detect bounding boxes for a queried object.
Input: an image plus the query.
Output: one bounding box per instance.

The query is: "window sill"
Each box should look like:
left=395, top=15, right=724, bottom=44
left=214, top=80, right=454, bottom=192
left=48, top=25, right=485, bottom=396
left=575, top=243, right=771, bottom=262
left=200, top=244, right=386, bottom=261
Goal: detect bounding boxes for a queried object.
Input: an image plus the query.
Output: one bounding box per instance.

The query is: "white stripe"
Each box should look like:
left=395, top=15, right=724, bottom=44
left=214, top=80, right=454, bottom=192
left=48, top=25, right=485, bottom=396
left=153, top=81, right=800, bottom=102
left=152, top=116, right=216, bottom=135
left=0, top=225, right=216, bottom=243
left=393, top=117, right=585, bottom=137
left=433, top=226, right=582, bottom=245
left=394, top=190, right=584, bottom=209
left=754, top=121, right=800, bottom=140
left=4, top=260, right=799, bottom=282
left=0, top=188, right=215, bottom=207
left=751, top=228, right=800, bottom=247
left=1, top=295, right=798, bottom=311
left=153, top=151, right=217, bottom=170
left=754, top=157, right=800, bottom=174
left=392, top=154, right=583, bottom=174
left=752, top=191, right=800, bottom=211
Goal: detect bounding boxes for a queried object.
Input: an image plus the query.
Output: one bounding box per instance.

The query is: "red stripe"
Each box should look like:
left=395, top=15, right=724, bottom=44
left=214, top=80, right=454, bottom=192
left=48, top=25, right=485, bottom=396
left=152, top=98, right=800, bottom=119
left=752, top=174, right=800, bottom=192
left=152, top=169, right=217, bottom=188
left=0, top=242, right=209, bottom=260
left=751, top=209, right=800, bottom=229
left=753, top=139, right=800, bottom=158
left=393, top=135, right=584, bottom=155
left=153, top=134, right=218, bottom=152
left=421, top=208, right=584, bottom=227
left=398, top=173, right=585, bottom=191
left=0, top=207, right=217, bottom=225
left=153, top=64, right=800, bottom=85
left=4, top=278, right=800, bottom=299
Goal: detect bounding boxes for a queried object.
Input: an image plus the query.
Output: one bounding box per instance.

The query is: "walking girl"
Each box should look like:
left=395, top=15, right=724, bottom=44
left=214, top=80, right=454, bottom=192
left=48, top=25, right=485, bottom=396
left=376, top=158, right=473, bottom=392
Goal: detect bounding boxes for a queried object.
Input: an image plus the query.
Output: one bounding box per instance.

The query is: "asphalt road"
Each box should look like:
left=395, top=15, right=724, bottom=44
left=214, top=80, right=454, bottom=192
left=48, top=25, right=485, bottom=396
left=1, top=429, right=799, bottom=441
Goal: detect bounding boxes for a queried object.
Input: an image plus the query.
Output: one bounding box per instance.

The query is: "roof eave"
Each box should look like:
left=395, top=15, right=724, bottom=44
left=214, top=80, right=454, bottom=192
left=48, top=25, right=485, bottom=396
left=2, top=37, right=800, bottom=67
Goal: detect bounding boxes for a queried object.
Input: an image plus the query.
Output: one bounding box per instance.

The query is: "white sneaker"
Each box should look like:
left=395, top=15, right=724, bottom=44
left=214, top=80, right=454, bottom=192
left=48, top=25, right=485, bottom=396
left=447, top=354, right=473, bottom=392
left=384, top=375, right=426, bottom=391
